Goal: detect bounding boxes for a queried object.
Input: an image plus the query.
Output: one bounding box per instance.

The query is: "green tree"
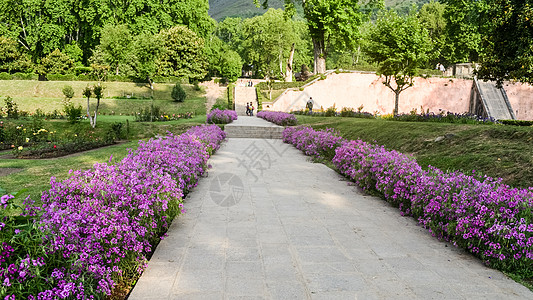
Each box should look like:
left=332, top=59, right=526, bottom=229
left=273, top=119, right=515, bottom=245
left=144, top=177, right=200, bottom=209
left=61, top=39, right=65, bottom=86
left=220, top=50, right=242, bottom=83
left=0, top=0, right=215, bottom=63
left=157, top=25, right=207, bottom=81
left=171, top=83, right=187, bottom=102
left=205, top=35, right=226, bottom=78
left=241, top=8, right=309, bottom=81
left=258, top=0, right=365, bottom=74
left=64, top=42, right=84, bottom=66
left=131, top=33, right=163, bottom=90
left=0, top=36, right=33, bottom=73
left=363, top=10, right=432, bottom=115
left=418, top=1, right=447, bottom=67
left=38, top=49, right=74, bottom=75
left=441, top=0, right=490, bottom=63
left=62, top=85, right=75, bottom=100
left=98, top=24, right=132, bottom=75
left=476, top=0, right=533, bottom=85
left=82, top=86, right=93, bottom=126
left=85, top=84, right=104, bottom=128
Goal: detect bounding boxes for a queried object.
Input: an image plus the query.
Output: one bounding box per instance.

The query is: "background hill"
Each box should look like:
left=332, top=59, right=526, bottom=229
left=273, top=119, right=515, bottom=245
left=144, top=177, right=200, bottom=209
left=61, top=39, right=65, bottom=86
left=209, top=0, right=285, bottom=21
left=209, top=0, right=432, bottom=21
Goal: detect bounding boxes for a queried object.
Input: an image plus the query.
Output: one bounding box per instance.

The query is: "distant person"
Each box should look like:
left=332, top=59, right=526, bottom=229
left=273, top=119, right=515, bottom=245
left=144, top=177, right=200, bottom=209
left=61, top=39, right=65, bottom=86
left=307, top=97, right=314, bottom=114
left=250, top=103, right=254, bottom=116
left=246, top=102, right=250, bottom=116
left=439, top=63, right=446, bottom=73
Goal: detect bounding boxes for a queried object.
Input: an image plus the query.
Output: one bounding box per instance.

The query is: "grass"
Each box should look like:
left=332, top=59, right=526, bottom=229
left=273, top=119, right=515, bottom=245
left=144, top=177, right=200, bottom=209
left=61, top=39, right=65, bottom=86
left=0, top=80, right=207, bottom=116
left=295, top=116, right=533, bottom=188
left=0, top=111, right=206, bottom=204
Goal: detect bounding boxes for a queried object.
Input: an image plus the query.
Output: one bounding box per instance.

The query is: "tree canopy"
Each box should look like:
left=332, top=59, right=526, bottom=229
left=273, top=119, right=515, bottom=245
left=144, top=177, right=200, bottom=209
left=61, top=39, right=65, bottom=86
left=0, top=0, right=214, bottom=62
left=363, top=10, right=432, bottom=115
left=476, top=0, right=533, bottom=85
left=257, top=0, right=366, bottom=74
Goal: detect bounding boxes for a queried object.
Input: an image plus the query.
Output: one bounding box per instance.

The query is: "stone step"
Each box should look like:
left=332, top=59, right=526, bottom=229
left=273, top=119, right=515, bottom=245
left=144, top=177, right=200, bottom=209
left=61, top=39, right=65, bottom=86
left=224, top=125, right=284, bottom=139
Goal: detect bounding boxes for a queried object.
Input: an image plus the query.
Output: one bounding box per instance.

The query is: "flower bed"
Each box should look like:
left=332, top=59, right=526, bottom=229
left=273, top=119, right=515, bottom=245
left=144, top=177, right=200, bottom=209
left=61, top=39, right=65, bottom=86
left=1, top=124, right=226, bottom=299
left=257, top=111, right=297, bottom=126
left=283, top=126, right=533, bottom=277
left=206, top=109, right=238, bottom=124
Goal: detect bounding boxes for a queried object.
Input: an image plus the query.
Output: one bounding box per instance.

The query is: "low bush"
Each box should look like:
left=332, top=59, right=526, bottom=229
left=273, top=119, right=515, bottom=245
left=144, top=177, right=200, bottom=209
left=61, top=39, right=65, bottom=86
left=257, top=111, right=297, bottom=126
left=206, top=109, right=237, bottom=124
left=134, top=106, right=193, bottom=122
left=500, top=120, right=533, bottom=127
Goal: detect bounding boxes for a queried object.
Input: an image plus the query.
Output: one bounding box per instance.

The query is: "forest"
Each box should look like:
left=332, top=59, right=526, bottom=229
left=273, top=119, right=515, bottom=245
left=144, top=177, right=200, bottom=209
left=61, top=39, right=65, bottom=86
left=0, top=0, right=531, bottom=86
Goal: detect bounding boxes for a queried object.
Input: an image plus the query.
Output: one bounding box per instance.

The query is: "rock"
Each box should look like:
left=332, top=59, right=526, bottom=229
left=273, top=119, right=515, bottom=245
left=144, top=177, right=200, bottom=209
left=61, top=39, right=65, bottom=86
left=445, top=133, right=456, bottom=139
left=434, top=136, right=445, bottom=142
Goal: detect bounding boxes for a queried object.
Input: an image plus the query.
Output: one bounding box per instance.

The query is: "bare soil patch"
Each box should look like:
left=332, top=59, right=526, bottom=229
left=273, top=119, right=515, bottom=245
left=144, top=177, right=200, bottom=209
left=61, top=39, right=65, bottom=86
left=0, top=168, right=23, bottom=176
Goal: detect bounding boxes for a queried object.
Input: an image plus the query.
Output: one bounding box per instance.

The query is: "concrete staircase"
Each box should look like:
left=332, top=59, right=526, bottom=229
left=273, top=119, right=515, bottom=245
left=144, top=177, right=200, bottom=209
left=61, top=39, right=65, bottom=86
left=471, top=78, right=516, bottom=120
left=225, top=117, right=284, bottom=139
left=234, top=86, right=258, bottom=116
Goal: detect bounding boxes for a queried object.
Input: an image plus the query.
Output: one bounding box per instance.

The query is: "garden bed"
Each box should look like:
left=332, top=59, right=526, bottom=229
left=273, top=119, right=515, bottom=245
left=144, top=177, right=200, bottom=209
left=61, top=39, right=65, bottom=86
left=1, top=124, right=227, bottom=298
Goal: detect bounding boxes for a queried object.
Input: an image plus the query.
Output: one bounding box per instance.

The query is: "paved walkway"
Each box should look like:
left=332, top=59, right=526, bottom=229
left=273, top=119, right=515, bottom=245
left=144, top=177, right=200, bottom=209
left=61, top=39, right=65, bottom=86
left=130, top=117, right=532, bottom=299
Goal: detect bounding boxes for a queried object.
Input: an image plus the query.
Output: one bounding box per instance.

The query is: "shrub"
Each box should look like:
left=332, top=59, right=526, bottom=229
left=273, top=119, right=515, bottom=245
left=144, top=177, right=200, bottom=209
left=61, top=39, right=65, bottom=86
left=3, top=96, right=19, bottom=119
left=0, top=72, right=11, bottom=80
left=257, top=111, right=297, bottom=126
left=500, top=119, right=533, bottom=127
left=64, top=103, right=83, bottom=124
left=207, top=109, right=237, bottom=124
left=62, top=85, right=75, bottom=99
left=171, top=83, right=187, bottom=102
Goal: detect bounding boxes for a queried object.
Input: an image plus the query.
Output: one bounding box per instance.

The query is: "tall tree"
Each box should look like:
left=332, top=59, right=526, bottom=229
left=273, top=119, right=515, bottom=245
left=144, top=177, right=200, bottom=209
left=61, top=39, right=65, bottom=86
left=0, top=0, right=215, bottom=63
left=476, top=0, right=533, bottom=85
left=441, top=0, right=490, bottom=63
left=131, top=33, right=163, bottom=90
left=363, top=10, right=432, bottom=115
left=418, top=0, right=447, bottom=67
left=257, top=0, right=365, bottom=74
left=98, top=24, right=132, bottom=75
left=157, top=25, right=208, bottom=81
left=0, top=36, right=33, bottom=73
left=241, top=9, right=300, bottom=80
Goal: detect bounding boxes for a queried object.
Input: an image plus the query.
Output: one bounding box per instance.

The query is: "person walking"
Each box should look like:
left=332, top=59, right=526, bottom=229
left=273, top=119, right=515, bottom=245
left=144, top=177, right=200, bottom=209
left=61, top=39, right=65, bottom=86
left=250, top=102, right=254, bottom=116
left=246, top=102, right=250, bottom=116
left=306, top=97, right=314, bottom=114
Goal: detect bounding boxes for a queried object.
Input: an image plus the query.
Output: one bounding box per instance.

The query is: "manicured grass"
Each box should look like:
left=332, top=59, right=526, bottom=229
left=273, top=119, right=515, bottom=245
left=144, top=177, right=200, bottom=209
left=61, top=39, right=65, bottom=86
left=0, top=80, right=206, bottom=115
left=295, top=116, right=533, bottom=188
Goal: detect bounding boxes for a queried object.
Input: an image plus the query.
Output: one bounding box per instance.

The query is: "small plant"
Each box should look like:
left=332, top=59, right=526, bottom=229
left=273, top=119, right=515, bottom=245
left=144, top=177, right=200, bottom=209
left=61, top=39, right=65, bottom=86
left=171, top=83, right=186, bottom=102
left=62, top=85, right=75, bottom=100
left=3, top=97, right=19, bottom=119
left=325, top=105, right=337, bottom=117
left=64, top=103, right=83, bottom=124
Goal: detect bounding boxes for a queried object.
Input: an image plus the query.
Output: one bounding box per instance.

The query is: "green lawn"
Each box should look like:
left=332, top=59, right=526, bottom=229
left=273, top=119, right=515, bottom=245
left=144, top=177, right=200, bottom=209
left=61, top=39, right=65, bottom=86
left=0, top=80, right=206, bottom=116
left=0, top=78, right=208, bottom=204
left=296, top=116, right=533, bottom=188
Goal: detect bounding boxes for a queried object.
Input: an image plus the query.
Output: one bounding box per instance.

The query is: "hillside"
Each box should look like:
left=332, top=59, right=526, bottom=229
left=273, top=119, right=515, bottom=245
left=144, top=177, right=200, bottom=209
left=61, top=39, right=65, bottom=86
left=208, top=0, right=284, bottom=21
left=209, top=0, right=432, bottom=21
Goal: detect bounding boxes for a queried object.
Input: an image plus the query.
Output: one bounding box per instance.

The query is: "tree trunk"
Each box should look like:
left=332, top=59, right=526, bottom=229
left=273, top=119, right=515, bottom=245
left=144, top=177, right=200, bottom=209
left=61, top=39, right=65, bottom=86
left=92, top=98, right=100, bottom=128
left=86, top=96, right=93, bottom=127
left=312, top=37, right=326, bottom=74
left=115, top=66, right=119, bottom=76
left=394, top=90, right=400, bottom=115
left=285, top=43, right=295, bottom=82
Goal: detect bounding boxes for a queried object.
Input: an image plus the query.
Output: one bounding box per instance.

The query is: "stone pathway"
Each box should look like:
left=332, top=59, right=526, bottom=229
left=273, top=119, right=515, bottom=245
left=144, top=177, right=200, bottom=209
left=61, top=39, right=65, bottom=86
left=129, top=117, right=532, bottom=299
